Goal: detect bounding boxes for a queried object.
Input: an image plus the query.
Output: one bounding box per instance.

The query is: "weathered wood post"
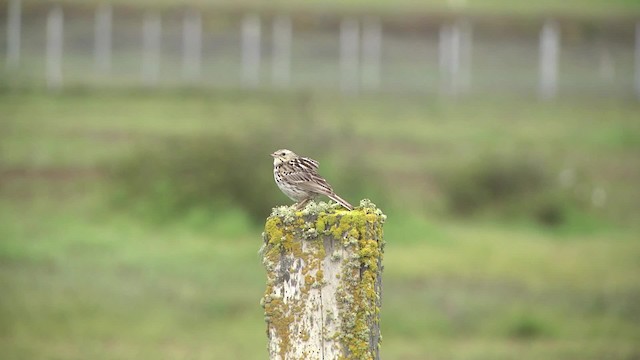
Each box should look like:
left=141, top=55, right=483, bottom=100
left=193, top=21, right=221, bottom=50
left=261, top=200, right=386, bottom=360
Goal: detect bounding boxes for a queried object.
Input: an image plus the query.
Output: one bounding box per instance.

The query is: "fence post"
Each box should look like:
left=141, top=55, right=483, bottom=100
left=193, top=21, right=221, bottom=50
left=141, top=11, right=161, bottom=86
left=6, top=0, right=21, bottom=67
left=340, top=17, right=360, bottom=95
left=241, top=14, right=261, bottom=88
left=272, top=15, right=292, bottom=88
left=635, top=22, right=640, bottom=99
left=597, top=46, right=615, bottom=82
left=46, top=6, right=63, bottom=90
left=459, top=20, right=473, bottom=93
left=94, top=3, right=112, bottom=75
left=439, top=22, right=464, bottom=96
left=539, top=20, right=559, bottom=100
left=361, top=17, right=381, bottom=92
left=439, top=23, right=452, bottom=94
left=261, top=200, right=385, bottom=360
left=182, top=8, right=202, bottom=82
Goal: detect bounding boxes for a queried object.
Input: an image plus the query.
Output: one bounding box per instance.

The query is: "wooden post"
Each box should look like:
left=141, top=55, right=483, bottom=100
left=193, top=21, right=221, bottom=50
left=439, top=20, right=471, bottom=96
left=635, top=22, right=640, bottom=99
left=361, top=17, right=381, bottom=92
left=141, top=11, right=161, bottom=87
left=271, top=15, right=292, bottom=88
left=448, top=22, right=461, bottom=95
left=539, top=20, right=559, bottom=100
left=182, top=8, right=202, bottom=82
left=439, top=22, right=464, bottom=96
left=438, top=23, right=452, bottom=94
left=94, top=3, right=112, bottom=75
left=241, top=13, right=261, bottom=88
left=46, top=6, right=63, bottom=90
left=598, top=46, right=615, bottom=83
left=340, top=17, right=360, bottom=95
left=459, top=20, right=473, bottom=94
left=261, top=200, right=385, bottom=360
left=6, top=0, right=21, bottom=68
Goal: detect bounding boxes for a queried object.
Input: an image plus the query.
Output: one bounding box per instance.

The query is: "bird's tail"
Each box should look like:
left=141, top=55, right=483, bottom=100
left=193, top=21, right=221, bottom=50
left=328, top=193, right=354, bottom=211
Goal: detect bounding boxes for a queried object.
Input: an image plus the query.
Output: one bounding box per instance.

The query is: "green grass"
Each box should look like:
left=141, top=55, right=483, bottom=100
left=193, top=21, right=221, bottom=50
left=1, top=193, right=639, bottom=359
left=2, top=91, right=638, bottom=222
left=50, top=0, right=640, bottom=17
left=1, top=91, right=640, bottom=359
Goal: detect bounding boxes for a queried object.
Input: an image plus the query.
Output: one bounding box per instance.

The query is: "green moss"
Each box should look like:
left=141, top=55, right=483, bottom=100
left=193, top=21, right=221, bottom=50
left=262, top=199, right=385, bottom=359
left=334, top=200, right=385, bottom=360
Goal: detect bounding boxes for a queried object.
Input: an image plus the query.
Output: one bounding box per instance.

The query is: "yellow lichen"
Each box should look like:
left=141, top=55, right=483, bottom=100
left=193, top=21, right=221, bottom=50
left=305, top=274, right=314, bottom=286
left=262, top=200, right=385, bottom=360
left=301, top=329, right=310, bottom=342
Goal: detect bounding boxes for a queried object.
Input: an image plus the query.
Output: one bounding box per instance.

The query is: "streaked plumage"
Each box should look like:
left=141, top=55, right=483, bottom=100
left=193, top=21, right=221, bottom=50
left=271, top=149, right=354, bottom=210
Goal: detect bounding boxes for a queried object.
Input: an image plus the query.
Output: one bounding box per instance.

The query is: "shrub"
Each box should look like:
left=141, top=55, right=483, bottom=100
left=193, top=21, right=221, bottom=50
left=107, top=128, right=387, bottom=226
left=108, top=133, right=281, bottom=224
left=330, top=151, right=392, bottom=213
left=439, top=155, right=576, bottom=227
left=504, top=311, right=554, bottom=339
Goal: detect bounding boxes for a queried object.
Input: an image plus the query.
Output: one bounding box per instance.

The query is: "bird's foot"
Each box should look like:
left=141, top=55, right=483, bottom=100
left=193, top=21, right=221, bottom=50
left=294, top=198, right=312, bottom=210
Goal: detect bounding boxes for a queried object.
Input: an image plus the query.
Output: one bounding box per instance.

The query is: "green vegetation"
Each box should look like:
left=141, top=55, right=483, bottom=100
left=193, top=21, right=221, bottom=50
left=50, top=0, right=640, bottom=17
left=108, top=133, right=281, bottom=224
left=1, top=91, right=639, bottom=359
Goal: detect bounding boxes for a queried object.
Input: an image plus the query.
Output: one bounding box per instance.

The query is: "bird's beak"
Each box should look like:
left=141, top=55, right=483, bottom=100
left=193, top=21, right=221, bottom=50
left=270, top=152, right=277, bottom=157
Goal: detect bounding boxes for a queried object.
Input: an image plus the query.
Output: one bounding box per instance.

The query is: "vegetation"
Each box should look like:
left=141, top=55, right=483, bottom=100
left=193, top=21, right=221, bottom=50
left=48, top=0, right=640, bottom=17
left=108, top=133, right=282, bottom=224
left=1, top=90, right=639, bottom=359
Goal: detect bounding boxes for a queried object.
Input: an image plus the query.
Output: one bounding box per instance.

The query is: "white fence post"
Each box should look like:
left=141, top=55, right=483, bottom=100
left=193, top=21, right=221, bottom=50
left=361, top=17, right=382, bottom=91
left=635, top=22, right=640, bottom=99
left=241, top=14, right=261, bottom=88
left=271, top=15, right=291, bottom=88
left=459, top=20, right=472, bottom=93
left=598, top=47, right=615, bottom=82
left=141, top=11, right=161, bottom=86
left=94, top=3, right=112, bottom=75
left=449, top=22, right=461, bottom=95
left=340, top=17, right=359, bottom=95
left=439, top=23, right=462, bottom=96
left=6, top=0, right=21, bottom=68
left=539, top=20, right=560, bottom=100
left=46, top=6, right=63, bottom=90
left=439, top=24, right=451, bottom=94
left=182, top=8, right=202, bottom=82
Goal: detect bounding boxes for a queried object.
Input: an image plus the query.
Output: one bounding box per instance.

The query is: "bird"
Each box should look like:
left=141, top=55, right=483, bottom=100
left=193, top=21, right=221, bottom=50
left=271, top=149, right=354, bottom=211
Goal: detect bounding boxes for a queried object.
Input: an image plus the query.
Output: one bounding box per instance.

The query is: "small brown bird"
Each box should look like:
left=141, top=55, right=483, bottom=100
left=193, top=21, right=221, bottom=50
left=271, top=149, right=354, bottom=211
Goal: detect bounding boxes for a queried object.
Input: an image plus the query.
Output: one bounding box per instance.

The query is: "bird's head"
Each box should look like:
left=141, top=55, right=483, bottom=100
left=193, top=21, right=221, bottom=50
left=271, top=149, right=297, bottom=166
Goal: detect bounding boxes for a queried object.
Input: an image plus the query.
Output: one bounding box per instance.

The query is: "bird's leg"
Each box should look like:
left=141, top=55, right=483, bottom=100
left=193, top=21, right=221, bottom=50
left=295, top=198, right=312, bottom=210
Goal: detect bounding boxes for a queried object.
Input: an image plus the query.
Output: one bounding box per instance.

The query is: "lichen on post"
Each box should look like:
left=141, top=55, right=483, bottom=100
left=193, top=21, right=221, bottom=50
left=260, top=199, right=386, bottom=360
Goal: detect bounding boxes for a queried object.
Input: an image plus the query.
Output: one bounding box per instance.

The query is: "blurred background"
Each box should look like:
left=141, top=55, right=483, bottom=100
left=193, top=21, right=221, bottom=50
left=1, top=0, right=639, bottom=359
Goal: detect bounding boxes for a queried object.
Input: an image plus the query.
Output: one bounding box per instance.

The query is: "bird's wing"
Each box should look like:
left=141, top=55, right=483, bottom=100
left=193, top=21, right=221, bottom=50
left=298, top=157, right=319, bottom=170
left=296, top=172, right=334, bottom=195
left=282, top=159, right=334, bottom=195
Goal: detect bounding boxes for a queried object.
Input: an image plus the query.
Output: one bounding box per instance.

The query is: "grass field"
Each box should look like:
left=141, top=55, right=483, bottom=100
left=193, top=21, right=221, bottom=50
left=49, top=0, right=640, bottom=17
left=1, top=91, right=640, bottom=359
